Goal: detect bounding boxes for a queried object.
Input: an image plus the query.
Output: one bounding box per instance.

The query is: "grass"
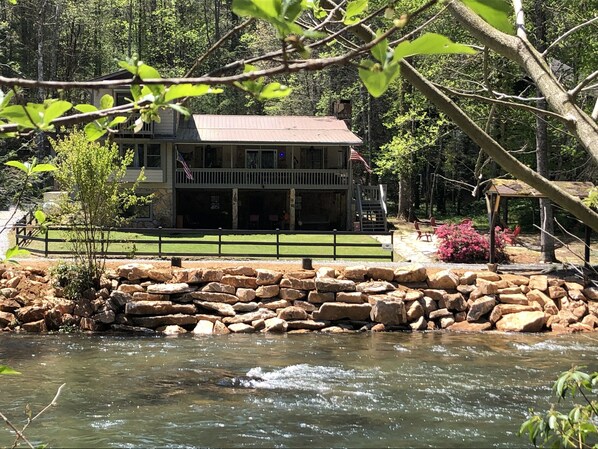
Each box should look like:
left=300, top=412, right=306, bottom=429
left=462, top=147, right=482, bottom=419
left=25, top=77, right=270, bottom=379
left=20, top=228, right=393, bottom=261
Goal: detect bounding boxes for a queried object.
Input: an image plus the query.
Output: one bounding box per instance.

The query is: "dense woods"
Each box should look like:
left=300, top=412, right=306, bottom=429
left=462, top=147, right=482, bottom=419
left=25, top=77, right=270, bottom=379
left=1, top=0, right=597, bottom=232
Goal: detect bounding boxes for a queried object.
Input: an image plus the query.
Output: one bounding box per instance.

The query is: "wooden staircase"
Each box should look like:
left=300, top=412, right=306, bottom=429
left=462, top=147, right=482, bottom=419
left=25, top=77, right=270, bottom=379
left=355, top=185, right=387, bottom=232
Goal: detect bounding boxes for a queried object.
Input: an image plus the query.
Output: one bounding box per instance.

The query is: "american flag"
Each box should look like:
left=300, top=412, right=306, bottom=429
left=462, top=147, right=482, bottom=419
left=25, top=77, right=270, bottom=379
left=350, top=148, right=372, bottom=173
left=176, top=150, right=193, bottom=181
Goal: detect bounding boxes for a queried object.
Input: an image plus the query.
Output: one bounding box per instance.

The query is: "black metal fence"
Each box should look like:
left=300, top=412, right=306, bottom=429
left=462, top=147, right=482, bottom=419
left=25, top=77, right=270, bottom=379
left=14, top=225, right=395, bottom=261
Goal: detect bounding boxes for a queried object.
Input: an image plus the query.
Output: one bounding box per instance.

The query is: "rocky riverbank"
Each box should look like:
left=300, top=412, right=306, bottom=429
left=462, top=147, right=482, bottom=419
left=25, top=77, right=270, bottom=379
left=0, top=263, right=597, bottom=334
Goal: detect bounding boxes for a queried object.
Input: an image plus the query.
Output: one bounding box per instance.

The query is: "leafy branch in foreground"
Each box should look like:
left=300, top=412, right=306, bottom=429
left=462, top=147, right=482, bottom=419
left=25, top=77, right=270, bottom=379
left=519, top=367, right=598, bottom=449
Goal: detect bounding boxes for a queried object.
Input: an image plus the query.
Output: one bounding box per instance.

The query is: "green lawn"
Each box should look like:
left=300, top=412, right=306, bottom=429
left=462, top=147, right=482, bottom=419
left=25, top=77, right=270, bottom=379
left=22, top=229, right=394, bottom=261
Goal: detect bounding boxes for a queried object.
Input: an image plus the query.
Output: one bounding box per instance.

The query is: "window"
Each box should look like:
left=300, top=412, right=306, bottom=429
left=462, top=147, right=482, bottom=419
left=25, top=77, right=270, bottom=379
left=205, top=146, right=222, bottom=168
left=246, top=149, right=277, bottom=169
left=120, top=143, right=162, bottom=169
left=300, top=147, right=323, bottom=169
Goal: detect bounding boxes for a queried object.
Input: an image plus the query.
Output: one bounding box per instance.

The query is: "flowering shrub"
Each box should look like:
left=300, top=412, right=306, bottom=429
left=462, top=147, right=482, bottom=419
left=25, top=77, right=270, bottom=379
left=435, top=220, right=512, bottom=263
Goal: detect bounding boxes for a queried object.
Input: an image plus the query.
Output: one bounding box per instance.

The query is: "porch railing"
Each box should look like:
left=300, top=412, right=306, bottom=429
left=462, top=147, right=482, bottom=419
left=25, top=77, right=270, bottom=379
left=175, top=168, right=350, bottom=188
left=117, top=113, right=154, bottom=135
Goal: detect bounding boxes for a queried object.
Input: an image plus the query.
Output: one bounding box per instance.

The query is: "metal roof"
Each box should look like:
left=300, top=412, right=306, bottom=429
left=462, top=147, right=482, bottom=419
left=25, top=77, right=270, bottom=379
left=176, top=115, right=362, bottom=145
left=486, top=179, right=595, bottom=198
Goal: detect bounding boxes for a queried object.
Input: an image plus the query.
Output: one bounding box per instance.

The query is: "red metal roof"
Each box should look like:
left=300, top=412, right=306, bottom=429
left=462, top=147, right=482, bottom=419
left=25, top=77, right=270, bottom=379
left=177, top=115, right=362, bottom=145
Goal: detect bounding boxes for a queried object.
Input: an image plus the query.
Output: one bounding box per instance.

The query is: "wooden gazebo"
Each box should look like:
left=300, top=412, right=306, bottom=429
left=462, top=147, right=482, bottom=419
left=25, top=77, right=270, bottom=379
left=485, top=179, right=595, bottom=266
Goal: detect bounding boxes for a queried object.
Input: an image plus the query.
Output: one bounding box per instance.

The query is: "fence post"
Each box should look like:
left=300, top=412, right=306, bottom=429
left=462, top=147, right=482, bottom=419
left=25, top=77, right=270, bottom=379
left=276, top=228, right=280, bottom=260
left=389, top=230, right=394, bottom=261
left=44, top=228, right=49, bottom=257
left=158, top=226, right=163, bottom=258
left=218, top=227, right=222, bottom=257
left=333, top=229, right=337, bottom=261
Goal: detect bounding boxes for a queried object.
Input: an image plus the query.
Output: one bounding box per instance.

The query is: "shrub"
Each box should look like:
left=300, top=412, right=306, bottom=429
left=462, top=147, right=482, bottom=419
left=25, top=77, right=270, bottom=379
left=435, top=220, right=511, bottom=263
left=51, top=261, right=96, bottom=300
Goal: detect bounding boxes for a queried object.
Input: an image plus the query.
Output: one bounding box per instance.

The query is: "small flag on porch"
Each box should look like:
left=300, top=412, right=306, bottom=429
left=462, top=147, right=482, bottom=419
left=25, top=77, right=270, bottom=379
left=350, top=148, right=372, bottom=173
left=176, top=150, right=193, bottom=180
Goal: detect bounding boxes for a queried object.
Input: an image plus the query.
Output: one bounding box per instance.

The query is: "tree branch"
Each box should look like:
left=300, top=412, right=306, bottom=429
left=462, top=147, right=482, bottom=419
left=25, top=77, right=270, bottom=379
left=542, top=16, right=598, bottom=57
left=569, top=70, right=598, bottom=98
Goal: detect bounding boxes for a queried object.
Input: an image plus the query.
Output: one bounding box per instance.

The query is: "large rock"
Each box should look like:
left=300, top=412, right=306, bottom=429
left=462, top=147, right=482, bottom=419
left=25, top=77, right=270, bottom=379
left=409, top=316, right=427, bottom=331
left=233, top=302, right=258, bottom=313
left=187, top=291, right=239, bottom=304
left=336, top=292, right=365, bottom=303
left=263, top=317, right=288, bottom=333
left=161, top=325, right=187, bottom=335
left=223, top=310, right=276, bottom=325
left=277, top=306, right=308, bottom=321
left=117, top=263, right=153, bottom=281
left=259, top=299, right=292, bottom=310
left=202, top=282, right=236, bottom=295
left=394, top=265, right=427, bottom=283
left=23, top=319, right=47, bottom=332
left=367, top=267, right=395, bottom=282
left=130, top=314, right=199, bottom=328
left=495, top=311, right=546, bottom=332
left=445, top=293, right=467, bottom=312
left=195, top=301, right=236, bottom=317
left=125, top=301, right=196, bottom=315
left=279, top=288, right=306, bottom=301
left=583, top=287, right=598, bottom=301
left=316, top=278, right=356, bottom=293
left=280, top=277, right=316, bottom=290
left=467, top=296, right=496, bottom=322
left=344, top=266, right=368, bottom=281
left=110, top=291, right=132, bottom=307
left=172, top=269, right=204, bottom=284
left=406, top=301, right=424, bottom=321
left=213, top=321, right=231, bottom=334
left=548, top=286, right=567, bottom=300
left=369, top=300, right=406, bottom=325
left=224, top=266, right=256, bottom=277
left=131, top=292, right=168, bottom=302
left=228, top=323, right=255, bottom=333
left=308, top=291, right=335, bottom=304
left=256, top=269, right=283, bottom=286
left=356, top=281, right=395, bottom=294
left=448, top=321, right=492, bottom=332
left=316, top=267, right=337, bottom=278
left=287, top=320, right=328, bottom=331
left=255, top=285, right=280, bottom=299
left=236, top=288, right=256, bottom=302
left=499, top=293, right=528, bottom=305
left=528, top=275, right=548, bottom=291
left=146, top=283, right=195, bottom=295
left=313, top=303, right=372, bottom=321
left=221, top=275, right=257, bottom=289
left=527, top=289, right=550, bottom=308
left=147, top=269, right=172, bottom=283
left=0, top=298, right=20, bottom=313
left=16, top=305, right=47, bottom=323
left=93, top=310, right=116, bottom=324
left=427, top=270, right=459, bottom=290
left=429, top=308, right=453, bottom=320
left=0, top=311, right=16, bottom=327
left=192, top=320, right=215, bottom=335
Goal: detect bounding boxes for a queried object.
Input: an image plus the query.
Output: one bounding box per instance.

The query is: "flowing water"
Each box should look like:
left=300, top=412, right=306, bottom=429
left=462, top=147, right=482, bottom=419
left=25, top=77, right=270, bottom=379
left=1, top=332, right=597, bottom=448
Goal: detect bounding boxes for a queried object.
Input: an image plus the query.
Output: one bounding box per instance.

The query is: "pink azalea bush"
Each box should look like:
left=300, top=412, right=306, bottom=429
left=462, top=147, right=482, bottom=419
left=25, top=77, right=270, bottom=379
left=435, top=220, right=512, bottom=263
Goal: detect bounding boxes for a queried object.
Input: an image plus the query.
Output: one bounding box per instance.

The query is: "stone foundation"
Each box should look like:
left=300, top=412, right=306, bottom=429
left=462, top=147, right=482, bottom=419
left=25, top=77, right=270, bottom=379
left=1, top=263, right=597, bottom=335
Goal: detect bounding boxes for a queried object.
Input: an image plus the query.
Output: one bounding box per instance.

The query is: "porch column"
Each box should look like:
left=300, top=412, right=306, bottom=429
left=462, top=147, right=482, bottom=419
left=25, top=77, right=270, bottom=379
left=232, top=188, right=239, bottom=230
left=289, top=188, right=296, bottom=231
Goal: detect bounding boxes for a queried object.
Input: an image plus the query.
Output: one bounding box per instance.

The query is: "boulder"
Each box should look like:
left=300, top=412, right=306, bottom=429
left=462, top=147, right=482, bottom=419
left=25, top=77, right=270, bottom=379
left=422, top=289, right=447, bottom=301
left=313, top=303, right=372, bottom=321
left=236, top=288, right=257, bottom=303
left=280, top=277, right=316, bottom=290
left=223, top=310, right=276, bottom=325
left=110, top=291, right=132, bottom=307
left=495, top=311, right=546, bottom=332
left=467, top=296, right=496, bottom=322
left=367, top=267, right=395, bottom=282
left=161, top=325, right=187, bottom=335
left=409, top=316, right=427, bottom=331
left=263, top=317, right=288, bottom=333
left=308, top=291, right=335, bottom=304
left=429, top=308, right=453, bottom=320
left=422, top=297, right=437, bottom=316
left=187, top=291, right=239, bottom=304
left=130, top=314, right=199, bottom=328
left=286, top=320, right=328, bottom=331
left=285, top=270, right=316, bottom=280
left=292, top=301, right=317, bottom=312
left=192, top=320, right=214, bottom=335
left=583, top=287, right=598, bottom=301
left=476, top=272, right=501, bottom=281
left=475, top=281, right=498, bottom=296
left=406, top=300, right=424, bottom=322
left=228, top=323, right=255, bottom=333
left=202, top=269, right=224, bottom=283
left=0, top=311, right=16, bottom=327
left=369, top=300, right=406, bottom=325
left=131, top=292, right=168, bottom=302
left=93, top=310, right=116, bottom=324
left=440, top=317, right=455, bottom=329
left=336, top=292, right=365, bottom=304
left=568, top=290, right=586, bottom=301
left=316, top=278, right=356, bottom=293
left=118, top=284, right=145, bottom=294
left=445, top=293, right=467, bottom=312
left=356, top=281, right=395, bottom=294
left=427, top=270, right=459, bottom=289
left=0, top=298, right=21, bottom=313
left=202, top=282, right=236, bottom=295
left=459, top=271, right=477, bottom=285
left=172, top=269, right=204, bottom=284
left=16, top=305, right=47, bottom=323
left=147, top=269, right=172, bottom=283
left=125, top=301, right=196, bottom=316
left=316, top=267, right=337, bottom=278
left=221, top=275, right=257, bottom=289
left=526, top=289, right=550, bottom=308
left=394, top=265, right=427, bottom=283
left=256, top=269, right=283, bottom=286
left=499, top=293, right=528, bottom=305
left=448, top=321, right=492, bottom=332
left=233, top=302, right=258, bottom=313
left=277, top=306, right=308, bottom=321
left=224, top=266, right=256, bottom=277
left=259, top=299, right=292, bottom=310
left=195, top=301, right=236, bottom=317
left=255, top=285, right=280, bottom=299
left=548, top=285, right=567, bottom=300
left=344, top=266, right=368, bottom=281
left=117, top=263, right=153, bottom=281
left=213, top=321, right=231, bottom=334
left=528, top=275, right=548, bottom=291
left=146, top=283, right=195, bottom=295
left=279, top=288, right=306, bottom=301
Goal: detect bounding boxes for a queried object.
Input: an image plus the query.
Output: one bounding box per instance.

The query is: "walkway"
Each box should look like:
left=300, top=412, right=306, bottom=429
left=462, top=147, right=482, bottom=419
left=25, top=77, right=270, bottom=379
left=373, top=228, right=438, bottom=263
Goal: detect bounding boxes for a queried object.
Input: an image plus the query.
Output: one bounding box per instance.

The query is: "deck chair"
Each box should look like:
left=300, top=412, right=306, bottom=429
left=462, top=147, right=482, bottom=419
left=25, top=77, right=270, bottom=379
left=414, top=222, right=431, bottom=241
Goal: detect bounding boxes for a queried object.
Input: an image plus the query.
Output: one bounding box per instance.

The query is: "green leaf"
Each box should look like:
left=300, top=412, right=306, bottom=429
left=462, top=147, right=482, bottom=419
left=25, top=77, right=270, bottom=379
left=461, top=0, right=514, bottom=34
left=118, top=60, right=138, bottom=75
left=371, top=37, right=389, bottom=63
left=167, top=103, right=190, bottom=117
left=42, top=100, right=72, bottom=125
left=259, top=82, right=292, bottom=99
left=4, top=160, right=29, bottom=173
left=31, top=163, right=57, bottom=173
left=393, top=33, right=477, bottom=63
left=164, top=84, right=211, bottom=102
left=34, top=210, right=46, bottom=224
left=108, top=116, right=128, bottom=128
left=0, top=89, right=14, bottom=108
left=0, top=105, right=36, bottom=128
left=359, top=63, right=400, bottom=98
left=0, top=365, right=21, bottom=375
left=74, top=104, right=98, bottom=113
left=100, top=94, right=115, bottom=110
left=281, top=0, right=304, bottom=22
left=84, top=121, right=107, bottom=141
left=344, top=0, right=367, bottom=25
left=233, top=0, right=280, bottom=21
left=232, top=0, right=304, bottom=37
left=4, top=245, right=30, bottom=261
left=137, top=63, right=161, bottom=80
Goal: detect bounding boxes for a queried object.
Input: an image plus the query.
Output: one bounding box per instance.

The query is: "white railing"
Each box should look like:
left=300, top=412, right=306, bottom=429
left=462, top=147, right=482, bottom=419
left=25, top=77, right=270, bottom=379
left=176, top=169, right=349, bottom=187
left=118, top=113, right=154, bottom=135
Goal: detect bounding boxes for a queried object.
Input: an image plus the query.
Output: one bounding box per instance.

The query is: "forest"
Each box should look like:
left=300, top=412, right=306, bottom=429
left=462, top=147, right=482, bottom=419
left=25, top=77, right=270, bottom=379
left=0, top=0, right=597, bottom=246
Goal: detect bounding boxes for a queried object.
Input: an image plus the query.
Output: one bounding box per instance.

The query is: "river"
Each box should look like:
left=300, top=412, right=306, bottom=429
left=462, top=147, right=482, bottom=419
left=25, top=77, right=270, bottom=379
left=1, top=332, right=596, bottom=448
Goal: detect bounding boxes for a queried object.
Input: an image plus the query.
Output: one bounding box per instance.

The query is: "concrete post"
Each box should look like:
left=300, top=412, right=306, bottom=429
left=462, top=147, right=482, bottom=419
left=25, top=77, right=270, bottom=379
left=289, top=188, right=296, bottom=231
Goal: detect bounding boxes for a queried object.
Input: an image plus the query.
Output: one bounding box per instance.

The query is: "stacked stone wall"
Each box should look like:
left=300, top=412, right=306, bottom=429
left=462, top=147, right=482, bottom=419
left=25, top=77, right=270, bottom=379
left=1, top=264, right=597, bottom=334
